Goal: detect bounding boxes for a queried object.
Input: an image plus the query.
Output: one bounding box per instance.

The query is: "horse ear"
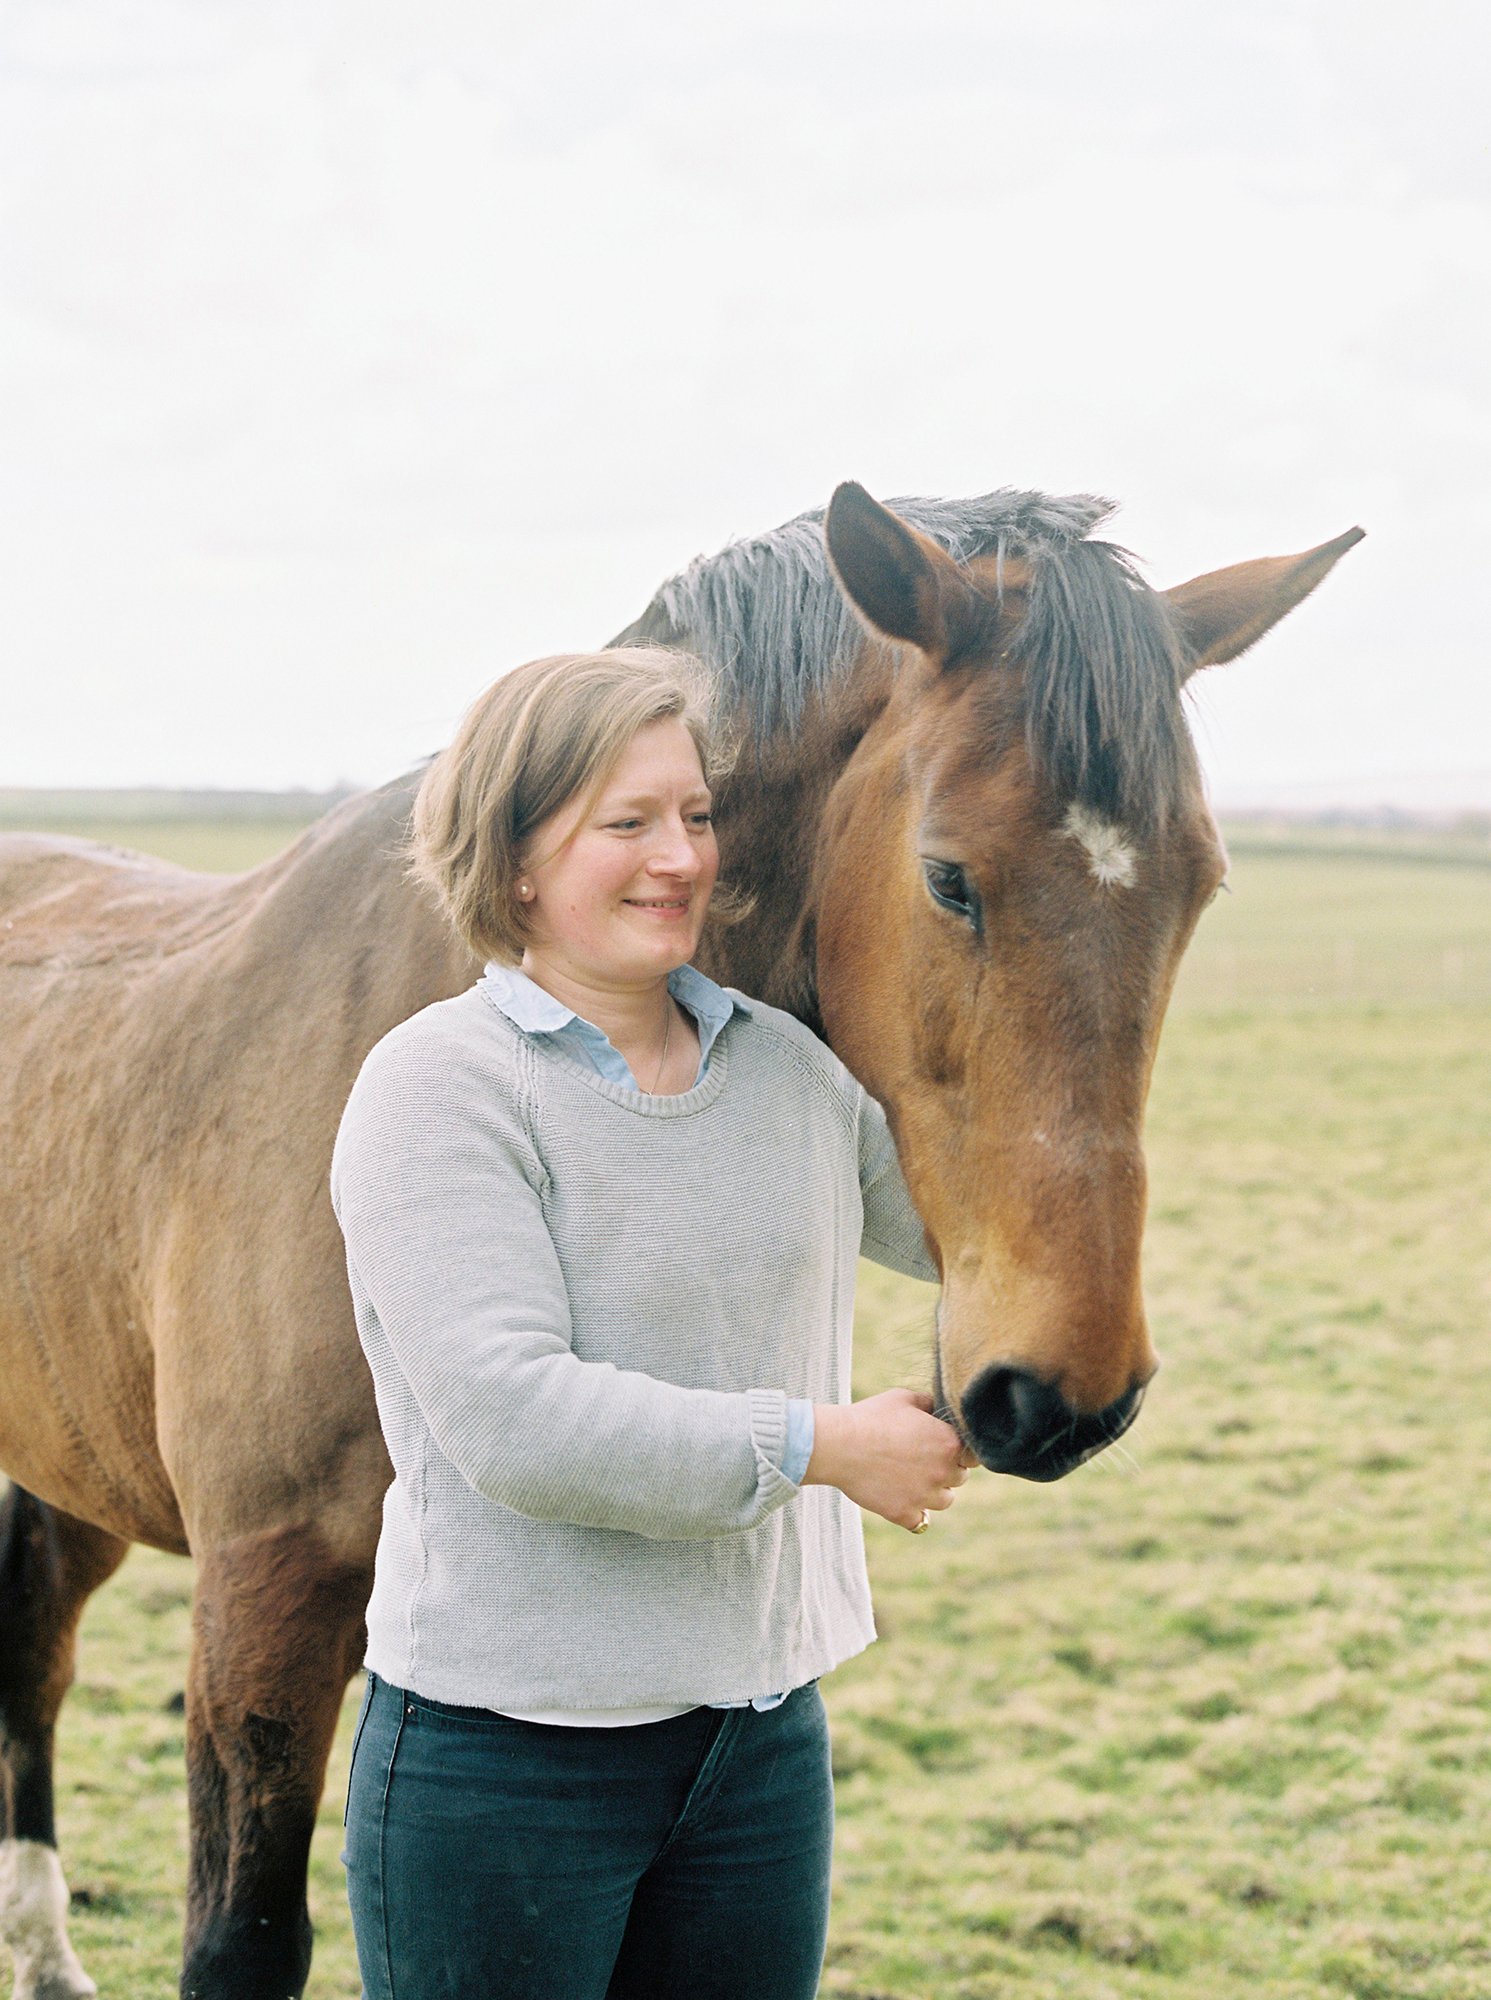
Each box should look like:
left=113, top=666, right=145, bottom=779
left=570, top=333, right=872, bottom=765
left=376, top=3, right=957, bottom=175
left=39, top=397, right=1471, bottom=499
left=1166, top=526, right=1365, bottom=676
left=825, top=482, right=976, bottom=658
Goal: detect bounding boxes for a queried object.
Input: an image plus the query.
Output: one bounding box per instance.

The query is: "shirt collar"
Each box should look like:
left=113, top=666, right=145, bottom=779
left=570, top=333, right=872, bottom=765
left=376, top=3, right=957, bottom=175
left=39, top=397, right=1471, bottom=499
left=480, top=960, right=748, bottom=1040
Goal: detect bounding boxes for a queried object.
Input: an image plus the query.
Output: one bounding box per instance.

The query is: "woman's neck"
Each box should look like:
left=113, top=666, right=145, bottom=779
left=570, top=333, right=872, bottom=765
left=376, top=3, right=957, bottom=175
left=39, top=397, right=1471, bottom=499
left=518, top=950, right=674, bottom=1052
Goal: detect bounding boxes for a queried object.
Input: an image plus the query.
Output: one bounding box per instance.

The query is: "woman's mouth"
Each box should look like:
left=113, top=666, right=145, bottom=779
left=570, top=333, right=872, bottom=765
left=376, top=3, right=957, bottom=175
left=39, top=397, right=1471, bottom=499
left=623, top=896, right=691, bottom=919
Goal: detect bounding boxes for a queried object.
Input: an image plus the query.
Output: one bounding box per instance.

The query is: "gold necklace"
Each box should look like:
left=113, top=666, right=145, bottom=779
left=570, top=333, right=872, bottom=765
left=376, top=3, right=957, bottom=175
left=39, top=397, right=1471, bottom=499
left=647, top=999, right=673, bottom=1095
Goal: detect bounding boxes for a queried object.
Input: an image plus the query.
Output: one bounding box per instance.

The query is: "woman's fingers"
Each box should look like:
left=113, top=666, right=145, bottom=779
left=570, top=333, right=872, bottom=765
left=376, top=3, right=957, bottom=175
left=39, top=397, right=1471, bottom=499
left=818, top=1388, right=982, bottom=1531
left=899, top=1489, right=958, bottom=1531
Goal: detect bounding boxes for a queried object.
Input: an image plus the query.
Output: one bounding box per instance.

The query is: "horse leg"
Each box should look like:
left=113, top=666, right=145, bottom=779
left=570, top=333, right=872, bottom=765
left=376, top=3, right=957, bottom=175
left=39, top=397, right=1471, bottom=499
left=0, top=1485, right=130, bottom=2000
left=179, top=1523, right=371, bottom=2000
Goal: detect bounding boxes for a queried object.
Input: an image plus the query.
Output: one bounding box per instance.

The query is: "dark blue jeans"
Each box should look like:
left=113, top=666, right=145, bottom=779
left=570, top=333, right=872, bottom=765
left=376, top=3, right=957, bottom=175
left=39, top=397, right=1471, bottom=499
left=342, top=1672, right=834, bottom=2000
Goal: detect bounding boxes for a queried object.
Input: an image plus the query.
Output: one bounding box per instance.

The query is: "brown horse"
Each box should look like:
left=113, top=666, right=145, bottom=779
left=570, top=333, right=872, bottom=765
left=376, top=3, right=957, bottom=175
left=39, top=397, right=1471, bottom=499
left=0, top=483, right=1360, bottom=1998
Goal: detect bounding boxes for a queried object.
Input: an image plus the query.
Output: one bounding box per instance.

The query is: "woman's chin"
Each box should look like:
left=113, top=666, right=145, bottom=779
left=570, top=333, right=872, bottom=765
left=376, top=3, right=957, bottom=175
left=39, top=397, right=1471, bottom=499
left=618, top=913, right=704, bottom=969
left=601, top=941, right=699, bottom=986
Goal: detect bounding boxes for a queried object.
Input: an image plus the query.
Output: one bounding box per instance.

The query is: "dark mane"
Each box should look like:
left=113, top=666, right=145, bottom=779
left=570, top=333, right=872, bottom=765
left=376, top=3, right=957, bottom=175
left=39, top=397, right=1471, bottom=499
left=632, top=491, right=1191, bottom=826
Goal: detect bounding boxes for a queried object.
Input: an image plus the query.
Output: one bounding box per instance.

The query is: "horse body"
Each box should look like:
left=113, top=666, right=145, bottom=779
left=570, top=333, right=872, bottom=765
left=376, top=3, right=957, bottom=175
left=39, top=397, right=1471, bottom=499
left=0, top=791, right=474, bottom=1997
left=0, top=787, right=470, bottom=1555
left=0, top=486, right=1361, bottom=1997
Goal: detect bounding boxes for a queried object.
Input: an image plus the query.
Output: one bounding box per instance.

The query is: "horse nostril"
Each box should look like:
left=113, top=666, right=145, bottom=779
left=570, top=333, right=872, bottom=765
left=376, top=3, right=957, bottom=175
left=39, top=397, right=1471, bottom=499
left=960, top=1366, right=1066, bottom=1463
left=959, top=1366, right=1141, bottom=1483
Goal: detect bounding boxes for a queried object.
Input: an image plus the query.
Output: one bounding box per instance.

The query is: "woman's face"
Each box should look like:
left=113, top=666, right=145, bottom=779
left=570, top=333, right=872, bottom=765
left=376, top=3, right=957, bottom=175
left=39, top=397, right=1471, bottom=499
left=518, top=716, right=721, bottom=988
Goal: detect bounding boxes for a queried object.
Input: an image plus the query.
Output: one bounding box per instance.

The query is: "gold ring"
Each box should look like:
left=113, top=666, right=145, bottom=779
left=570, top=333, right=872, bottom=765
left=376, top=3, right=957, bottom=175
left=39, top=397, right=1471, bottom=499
left=911, top=1509, right=931, bottom=1534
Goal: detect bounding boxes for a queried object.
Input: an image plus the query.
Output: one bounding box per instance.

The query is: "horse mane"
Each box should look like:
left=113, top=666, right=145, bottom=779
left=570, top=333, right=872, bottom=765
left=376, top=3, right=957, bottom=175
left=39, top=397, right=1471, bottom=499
left=635, top=490, right=1191, bottom=827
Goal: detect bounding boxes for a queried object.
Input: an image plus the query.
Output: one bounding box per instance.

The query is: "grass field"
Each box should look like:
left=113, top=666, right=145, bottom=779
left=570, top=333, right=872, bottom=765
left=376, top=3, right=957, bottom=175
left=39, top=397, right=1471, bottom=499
left=5, top=803, right=1490, bottom=1998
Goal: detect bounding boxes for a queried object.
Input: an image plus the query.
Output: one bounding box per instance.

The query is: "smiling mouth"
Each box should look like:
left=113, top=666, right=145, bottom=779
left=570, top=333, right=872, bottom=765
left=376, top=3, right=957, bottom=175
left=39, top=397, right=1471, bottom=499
left=623, top=897, right=691, bottom=911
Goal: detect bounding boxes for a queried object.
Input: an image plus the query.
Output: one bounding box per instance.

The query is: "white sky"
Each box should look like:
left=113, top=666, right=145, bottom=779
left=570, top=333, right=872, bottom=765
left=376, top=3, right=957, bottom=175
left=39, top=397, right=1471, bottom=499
left=2, top=0, right=1487, bottom=806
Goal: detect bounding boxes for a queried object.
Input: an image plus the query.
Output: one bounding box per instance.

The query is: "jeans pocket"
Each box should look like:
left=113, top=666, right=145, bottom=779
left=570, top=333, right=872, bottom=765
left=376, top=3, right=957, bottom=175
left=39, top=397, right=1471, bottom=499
left=402, top=1686, right=529, bottom=1734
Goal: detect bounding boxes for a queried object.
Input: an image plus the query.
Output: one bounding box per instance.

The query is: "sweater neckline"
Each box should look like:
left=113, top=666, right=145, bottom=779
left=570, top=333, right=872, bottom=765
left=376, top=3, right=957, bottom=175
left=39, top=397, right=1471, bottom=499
left=475, top=981, right=735, bottom=1117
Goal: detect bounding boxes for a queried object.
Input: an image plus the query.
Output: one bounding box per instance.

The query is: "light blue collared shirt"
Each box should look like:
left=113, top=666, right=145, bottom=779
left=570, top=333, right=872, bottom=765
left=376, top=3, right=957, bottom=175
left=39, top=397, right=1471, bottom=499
left=479, top=960, right=817, bottom=1716
left=481, top=959, right=739, bottom=1092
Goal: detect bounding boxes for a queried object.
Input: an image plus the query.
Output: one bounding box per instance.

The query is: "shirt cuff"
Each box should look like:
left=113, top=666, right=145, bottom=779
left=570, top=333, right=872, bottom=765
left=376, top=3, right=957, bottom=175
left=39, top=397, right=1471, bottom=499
left=780, top=1398, right=816, bottom=1487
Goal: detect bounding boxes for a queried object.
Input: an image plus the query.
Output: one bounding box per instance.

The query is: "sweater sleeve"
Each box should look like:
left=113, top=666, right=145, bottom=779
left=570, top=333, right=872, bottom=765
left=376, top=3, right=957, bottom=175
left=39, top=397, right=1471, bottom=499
left=856, top=1085, right=941, bottom=1284
left=329, top=1027, right=800, bottom=1542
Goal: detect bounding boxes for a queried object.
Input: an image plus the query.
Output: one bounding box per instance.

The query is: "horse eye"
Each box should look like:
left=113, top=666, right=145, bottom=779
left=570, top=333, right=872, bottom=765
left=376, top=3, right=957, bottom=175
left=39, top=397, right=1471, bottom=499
left=922, top=859, right=977, bottom=923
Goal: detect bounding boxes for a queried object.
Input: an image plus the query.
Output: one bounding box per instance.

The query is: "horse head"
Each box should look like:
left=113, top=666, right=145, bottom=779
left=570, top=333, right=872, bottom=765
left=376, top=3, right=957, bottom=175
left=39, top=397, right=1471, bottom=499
left=815, top=482, right=1362, bottom=1480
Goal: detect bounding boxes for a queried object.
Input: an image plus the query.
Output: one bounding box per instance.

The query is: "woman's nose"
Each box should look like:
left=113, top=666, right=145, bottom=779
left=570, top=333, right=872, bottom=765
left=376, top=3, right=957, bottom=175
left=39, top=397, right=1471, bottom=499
left=646, top=820, right=705, bottom=875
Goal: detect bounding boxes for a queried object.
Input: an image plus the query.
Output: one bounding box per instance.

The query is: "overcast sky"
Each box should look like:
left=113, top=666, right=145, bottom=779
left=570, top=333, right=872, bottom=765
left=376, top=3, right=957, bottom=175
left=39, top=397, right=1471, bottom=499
left=2, top=0, right=1486, bottom=807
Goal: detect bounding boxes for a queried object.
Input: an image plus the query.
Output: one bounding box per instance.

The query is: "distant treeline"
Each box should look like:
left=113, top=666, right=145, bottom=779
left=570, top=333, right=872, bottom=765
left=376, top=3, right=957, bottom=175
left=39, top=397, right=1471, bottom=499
left=1222, top=812, right=1491, bottom=870
left=0, top=787, right=353, bottom=826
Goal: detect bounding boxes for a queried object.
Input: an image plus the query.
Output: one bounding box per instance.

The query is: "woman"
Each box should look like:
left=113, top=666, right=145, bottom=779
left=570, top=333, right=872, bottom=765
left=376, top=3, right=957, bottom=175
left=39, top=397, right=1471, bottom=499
left=332, top=646, right=970, bottom=2000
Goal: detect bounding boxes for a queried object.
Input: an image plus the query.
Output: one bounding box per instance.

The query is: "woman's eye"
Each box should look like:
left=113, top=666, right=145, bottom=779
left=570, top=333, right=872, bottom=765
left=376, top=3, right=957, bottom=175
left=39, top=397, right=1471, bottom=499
left=691, top=812, right=714, bottom=827
left=922, top=859, right=978, bottom=924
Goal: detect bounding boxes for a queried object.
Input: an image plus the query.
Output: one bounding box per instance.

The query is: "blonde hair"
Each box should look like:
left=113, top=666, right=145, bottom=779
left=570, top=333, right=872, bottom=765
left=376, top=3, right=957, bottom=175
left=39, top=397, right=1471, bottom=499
left=410, top=647, right=751, bottom=965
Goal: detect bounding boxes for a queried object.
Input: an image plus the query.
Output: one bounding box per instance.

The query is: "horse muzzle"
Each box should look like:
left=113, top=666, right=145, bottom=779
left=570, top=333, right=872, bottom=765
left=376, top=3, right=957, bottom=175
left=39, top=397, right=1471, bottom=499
left=955, top=1365, right=1146, bottom=1482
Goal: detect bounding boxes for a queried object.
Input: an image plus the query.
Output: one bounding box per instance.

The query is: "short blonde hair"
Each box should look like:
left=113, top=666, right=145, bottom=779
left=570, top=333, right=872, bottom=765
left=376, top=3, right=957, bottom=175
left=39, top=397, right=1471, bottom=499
left=410, top=647, right=750, bottom=965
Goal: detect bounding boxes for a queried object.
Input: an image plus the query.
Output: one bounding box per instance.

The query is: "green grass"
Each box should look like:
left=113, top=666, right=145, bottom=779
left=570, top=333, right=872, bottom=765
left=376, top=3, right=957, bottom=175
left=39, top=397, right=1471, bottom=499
left=1172, top=842, right=1491, bottom=1012
left=0, top=789, right=343, bottom=875
left=12, top=813, right=1491, bottom=1998
left=0, top=815, right=319, bottom=873
left=831, top=1001, right=1491, bottom=2000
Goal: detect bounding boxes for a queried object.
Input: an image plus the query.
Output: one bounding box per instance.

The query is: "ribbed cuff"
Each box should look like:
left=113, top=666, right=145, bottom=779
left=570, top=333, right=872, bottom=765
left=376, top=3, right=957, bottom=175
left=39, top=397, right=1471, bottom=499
left=746, top=1387, right=798, bottom=1514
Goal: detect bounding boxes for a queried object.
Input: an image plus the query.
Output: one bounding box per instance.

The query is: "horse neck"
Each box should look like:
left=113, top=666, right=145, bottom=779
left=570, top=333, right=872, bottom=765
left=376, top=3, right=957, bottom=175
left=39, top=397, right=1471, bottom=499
left=692, top=641, right=894, bottom=1031
left=229, top=772, right=477, bottom=1027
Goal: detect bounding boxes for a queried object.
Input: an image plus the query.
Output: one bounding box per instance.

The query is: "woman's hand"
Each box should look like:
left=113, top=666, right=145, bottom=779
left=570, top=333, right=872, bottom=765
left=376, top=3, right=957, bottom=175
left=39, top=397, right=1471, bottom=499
left=802, top=1389, right=975, bottom=1532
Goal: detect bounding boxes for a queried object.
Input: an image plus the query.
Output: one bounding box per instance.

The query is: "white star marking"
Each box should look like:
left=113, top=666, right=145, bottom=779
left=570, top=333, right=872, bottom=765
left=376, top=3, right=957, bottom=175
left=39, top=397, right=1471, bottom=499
left=1063, top=804, right=1137, bottom=887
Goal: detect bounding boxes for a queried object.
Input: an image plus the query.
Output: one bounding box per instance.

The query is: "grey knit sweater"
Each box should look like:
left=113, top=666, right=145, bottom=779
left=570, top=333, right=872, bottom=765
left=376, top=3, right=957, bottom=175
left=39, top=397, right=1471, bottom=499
left=330, top=979, right=939, bottom=1710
